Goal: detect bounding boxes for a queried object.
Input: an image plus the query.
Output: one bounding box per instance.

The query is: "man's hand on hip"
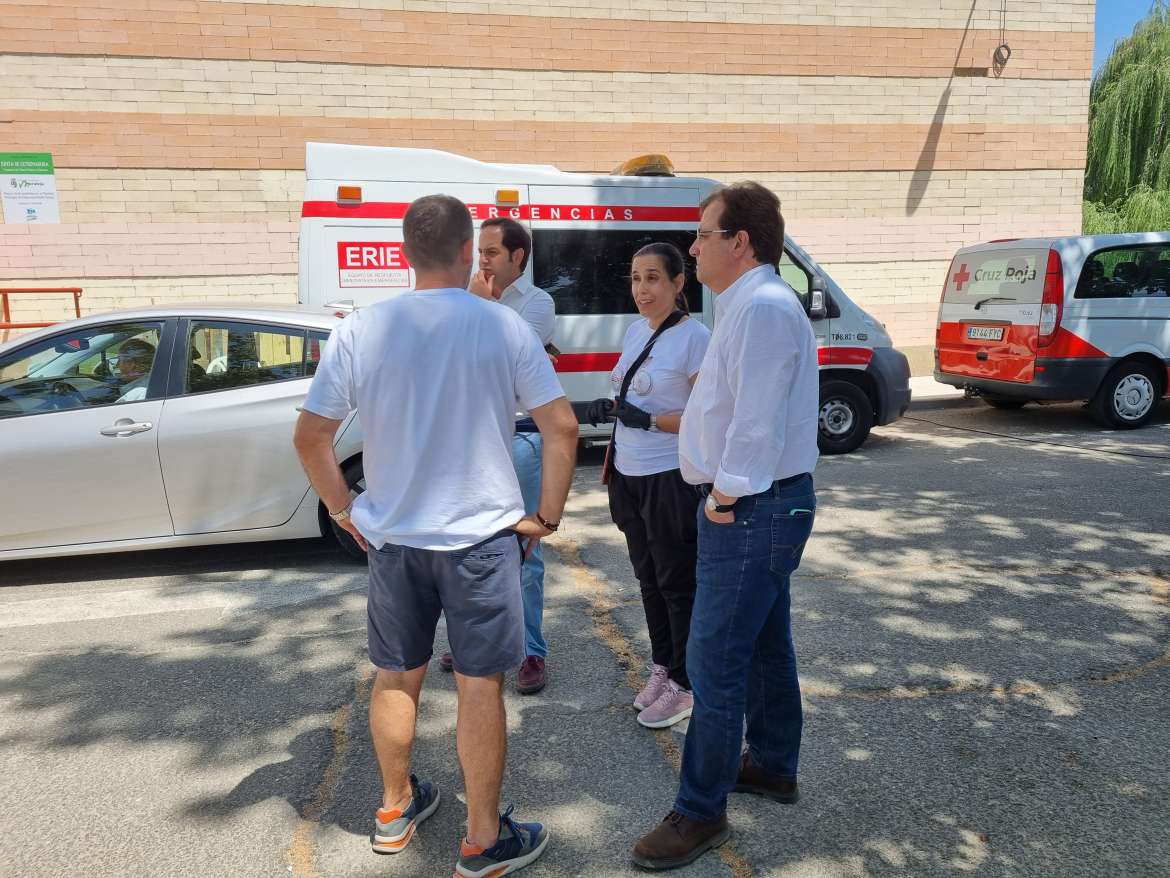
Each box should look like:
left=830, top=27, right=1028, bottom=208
left=334, top=516, right=369, bottom=552
left=512, top=513, right=553, bottom=558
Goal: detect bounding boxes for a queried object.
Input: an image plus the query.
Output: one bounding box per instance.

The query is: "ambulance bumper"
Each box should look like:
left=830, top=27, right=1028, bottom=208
left=869, top=346, right=912, bottom=425
left=934, top=358, right=1113, bottom=401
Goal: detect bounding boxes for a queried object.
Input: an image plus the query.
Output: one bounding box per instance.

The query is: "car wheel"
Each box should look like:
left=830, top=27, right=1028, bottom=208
left=817, top=380, right=874, bottom=455
left=329, top=459, right=368, bottom=563
left=1089, top=361, right=1163, bottom=430
left=982, top=396, right=1028, bottom=410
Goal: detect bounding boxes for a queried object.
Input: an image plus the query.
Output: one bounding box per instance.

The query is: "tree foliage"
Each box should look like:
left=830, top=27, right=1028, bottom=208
left=1084, top=184, right=1170, bottom=233
left=1083, top=2, right=1170, bottom=232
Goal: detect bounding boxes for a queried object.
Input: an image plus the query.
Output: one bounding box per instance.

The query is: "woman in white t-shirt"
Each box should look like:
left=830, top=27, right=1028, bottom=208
left=584, top=242, right=710, bottom=730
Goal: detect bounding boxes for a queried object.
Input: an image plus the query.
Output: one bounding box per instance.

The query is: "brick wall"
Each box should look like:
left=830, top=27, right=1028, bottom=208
left=0, top=0, right=1095, bottom=360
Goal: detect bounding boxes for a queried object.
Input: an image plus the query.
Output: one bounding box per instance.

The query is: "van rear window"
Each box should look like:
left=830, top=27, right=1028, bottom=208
left=532, top=229, right=703, bottom=315
left=943, top=249, right=1047, bottom=304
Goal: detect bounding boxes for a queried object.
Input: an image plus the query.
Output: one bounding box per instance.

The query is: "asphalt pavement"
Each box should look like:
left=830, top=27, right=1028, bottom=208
left=1, top=395, right=1168, bottom=877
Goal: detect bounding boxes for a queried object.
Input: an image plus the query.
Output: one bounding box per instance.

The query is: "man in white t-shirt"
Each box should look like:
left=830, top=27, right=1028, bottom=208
left=465, top=217, right=558, bottom=695
left=293, top=195, right=578, bottom=877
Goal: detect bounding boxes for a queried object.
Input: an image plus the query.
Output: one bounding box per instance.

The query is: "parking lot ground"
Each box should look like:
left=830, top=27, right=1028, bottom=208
left=1, top=397, right=1168, bottom=877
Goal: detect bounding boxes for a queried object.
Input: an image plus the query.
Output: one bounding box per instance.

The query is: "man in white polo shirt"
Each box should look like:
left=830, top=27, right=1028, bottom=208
left=632, top=182, right=819, bottom=870
left=294, top=194, right=578, bottom=877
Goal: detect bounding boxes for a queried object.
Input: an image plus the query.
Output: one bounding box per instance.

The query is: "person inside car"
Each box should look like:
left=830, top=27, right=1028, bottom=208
left=115, top=338, right=156, bottom=402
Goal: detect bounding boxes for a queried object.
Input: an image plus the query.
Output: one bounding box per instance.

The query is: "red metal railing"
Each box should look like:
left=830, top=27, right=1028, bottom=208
left=0, top=287, right=83, bottom=331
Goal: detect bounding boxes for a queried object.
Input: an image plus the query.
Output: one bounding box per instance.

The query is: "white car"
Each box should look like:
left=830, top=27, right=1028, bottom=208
left=0, top=305, right=368, bottom=562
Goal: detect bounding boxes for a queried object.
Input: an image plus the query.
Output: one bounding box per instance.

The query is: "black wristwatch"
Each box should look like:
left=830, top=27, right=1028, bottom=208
left=705, top=495, right=737, bottom=514
left=535, top=512, right=560, bottom=532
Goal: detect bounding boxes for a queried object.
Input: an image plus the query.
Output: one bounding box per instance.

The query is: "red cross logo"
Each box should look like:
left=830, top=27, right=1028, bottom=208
left=952, top=263, right=971, bottom=291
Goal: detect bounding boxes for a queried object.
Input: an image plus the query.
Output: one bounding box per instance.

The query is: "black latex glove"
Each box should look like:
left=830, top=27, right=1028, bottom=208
left=613, top=400, right=652, bottom=430
left=585, top=397, right=615, bottom=426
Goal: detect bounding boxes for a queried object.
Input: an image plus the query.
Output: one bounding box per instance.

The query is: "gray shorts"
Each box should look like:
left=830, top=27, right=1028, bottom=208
left=367, top=529, right=525, bottom=677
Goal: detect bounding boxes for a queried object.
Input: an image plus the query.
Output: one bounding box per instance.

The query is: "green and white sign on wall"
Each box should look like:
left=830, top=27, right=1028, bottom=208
left=0, top=152, right=60, bottom=224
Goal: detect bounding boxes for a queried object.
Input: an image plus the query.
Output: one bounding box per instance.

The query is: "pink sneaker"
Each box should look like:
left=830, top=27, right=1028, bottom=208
left=637, top=681, right=693, bottom=729
left=633, top=664, right=669, bottom=711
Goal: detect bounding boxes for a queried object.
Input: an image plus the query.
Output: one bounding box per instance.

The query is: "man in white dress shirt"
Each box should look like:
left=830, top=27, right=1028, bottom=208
left=633, top=182, right=820, bottom=870
left=463, top=217, right=558, bottom=695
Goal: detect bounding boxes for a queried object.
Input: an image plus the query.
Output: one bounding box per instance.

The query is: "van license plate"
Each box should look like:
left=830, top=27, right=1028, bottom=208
left=967, top=326, right=1004, bottom=341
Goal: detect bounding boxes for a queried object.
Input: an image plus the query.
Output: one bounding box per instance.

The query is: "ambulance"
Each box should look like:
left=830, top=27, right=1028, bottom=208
left=934, top=233, right=1170, bottom=429
left=298, top=143, right=912, bottom=454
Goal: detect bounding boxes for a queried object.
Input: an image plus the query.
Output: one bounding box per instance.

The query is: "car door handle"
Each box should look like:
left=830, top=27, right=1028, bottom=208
left=100, top=420, right=154, bottom=437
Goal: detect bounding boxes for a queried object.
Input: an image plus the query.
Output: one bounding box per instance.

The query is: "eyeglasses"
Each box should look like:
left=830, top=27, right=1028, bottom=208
left=694, top=228, right=732, bottom=241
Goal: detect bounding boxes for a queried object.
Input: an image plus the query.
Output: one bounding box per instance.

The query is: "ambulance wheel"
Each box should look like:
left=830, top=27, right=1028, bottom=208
left=327, top=459, right=368, bottom=563
left=982, top=396, right=1028, bottom=410
left=1089, top=361, right=1162, bottom=430
left=818, top=380, right=873, bottom=455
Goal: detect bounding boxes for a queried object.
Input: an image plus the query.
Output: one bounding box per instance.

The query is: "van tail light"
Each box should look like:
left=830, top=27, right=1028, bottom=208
left=940, top=258, right=955, bottom=303
left=1037, top=249, right=1064, bottom=347
left=935, top=260, right=955, bottom=347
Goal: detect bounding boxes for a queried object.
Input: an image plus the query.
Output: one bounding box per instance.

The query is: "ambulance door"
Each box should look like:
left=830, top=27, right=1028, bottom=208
left=936, top=247, right=1048, bottom=383
left=527, top=184, right=702, bottom=419
left=300, top=183, right=527, bottom=309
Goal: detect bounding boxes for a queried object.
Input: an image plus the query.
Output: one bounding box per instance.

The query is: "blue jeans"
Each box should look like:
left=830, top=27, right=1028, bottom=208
left=674, top=474, right=816, bottom=822
left=512, top=432, right=546, bottom=659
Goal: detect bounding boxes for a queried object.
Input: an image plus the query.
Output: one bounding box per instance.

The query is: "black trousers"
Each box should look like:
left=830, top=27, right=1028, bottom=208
left=608, top=466, right=701, bottom=690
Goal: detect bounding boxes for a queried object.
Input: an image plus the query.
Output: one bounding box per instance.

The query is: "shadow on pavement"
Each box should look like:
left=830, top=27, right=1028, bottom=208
left=1, top=417, right=1167, bottom=876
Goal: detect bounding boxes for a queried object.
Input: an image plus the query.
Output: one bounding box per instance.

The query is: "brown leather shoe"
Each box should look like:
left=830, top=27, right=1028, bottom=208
left=631, top=811, right=729, bottom=870
left=733, top=753, right=799, bottom=803
left=516, top=656, right=546, bottom=694
left=438, top=652, right=453, bottom=672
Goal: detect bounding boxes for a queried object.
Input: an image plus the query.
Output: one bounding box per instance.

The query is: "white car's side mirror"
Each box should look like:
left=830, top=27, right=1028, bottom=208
left=808, top=277, right=829, bottom=320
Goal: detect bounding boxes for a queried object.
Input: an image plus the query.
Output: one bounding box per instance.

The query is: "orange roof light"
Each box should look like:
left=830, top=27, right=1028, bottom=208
left=612, top=154, right=676, bottom=177
left=496, top=188, right=520, bottom=205
left=337, top=185, right=362, bottom=204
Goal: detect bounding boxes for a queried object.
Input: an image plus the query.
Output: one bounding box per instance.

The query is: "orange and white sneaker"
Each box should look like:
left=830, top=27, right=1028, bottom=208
left=371, top=774, right=440, bottom=854
left=453, top=805, right=549, bottom=876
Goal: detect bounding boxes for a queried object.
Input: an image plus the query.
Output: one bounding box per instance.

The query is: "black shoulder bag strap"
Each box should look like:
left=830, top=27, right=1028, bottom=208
left=616, top=309, right=685, bottom=407
left=602, top=309, right=685, bottom=484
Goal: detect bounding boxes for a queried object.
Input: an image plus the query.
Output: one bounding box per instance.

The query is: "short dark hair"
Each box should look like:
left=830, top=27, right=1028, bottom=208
left=402, top=194, right=473, bottom=271
left=119, top=338, right=156, bottom=367
left=480, top=217, right=532, bottom=271
left=700, top=182, right=784, bottom=268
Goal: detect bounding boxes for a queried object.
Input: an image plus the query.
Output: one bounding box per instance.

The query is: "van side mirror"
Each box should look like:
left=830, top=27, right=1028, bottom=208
left=324, top=299, right=356, bottom=318
left=807, top=277, right=829, bottom=320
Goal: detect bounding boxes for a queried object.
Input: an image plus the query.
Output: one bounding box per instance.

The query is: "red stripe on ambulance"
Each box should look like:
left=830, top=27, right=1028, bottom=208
left=553, top=352, right=622, bottom=373
left=819, top=347, right=873, bottom=366
left=303, top=201, right=699, bottom=222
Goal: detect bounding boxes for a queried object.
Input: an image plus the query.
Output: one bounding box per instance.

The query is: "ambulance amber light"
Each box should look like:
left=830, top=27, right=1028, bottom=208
left=337, top=186, right=362, bottom=204
left=612, top=154, right=676, bottom=177
left=496, top=189, right=520, bottom=205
